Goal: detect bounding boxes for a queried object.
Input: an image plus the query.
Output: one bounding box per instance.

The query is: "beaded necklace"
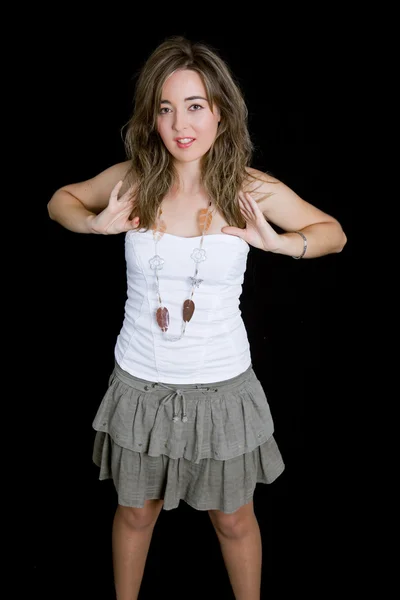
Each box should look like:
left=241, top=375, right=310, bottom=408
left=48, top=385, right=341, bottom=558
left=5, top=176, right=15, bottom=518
left=149, top=201, right=213, bottom=342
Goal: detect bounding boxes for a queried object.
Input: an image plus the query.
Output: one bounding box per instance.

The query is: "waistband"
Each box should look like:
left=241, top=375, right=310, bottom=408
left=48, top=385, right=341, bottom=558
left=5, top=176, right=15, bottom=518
left=112, top=361, right=253, bottom=424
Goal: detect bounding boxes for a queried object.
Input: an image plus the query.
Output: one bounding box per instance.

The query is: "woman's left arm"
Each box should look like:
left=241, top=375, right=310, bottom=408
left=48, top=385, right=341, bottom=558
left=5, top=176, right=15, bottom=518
left=223, top=171, right=347, bottom=258
left=260, top=177, right=347, bottom=258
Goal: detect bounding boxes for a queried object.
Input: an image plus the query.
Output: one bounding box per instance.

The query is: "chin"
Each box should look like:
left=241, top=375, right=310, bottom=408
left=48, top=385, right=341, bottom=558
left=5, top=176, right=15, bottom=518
left=178, top=154, right=203, bottom=163
left=171, top=151, right=204, bottom=163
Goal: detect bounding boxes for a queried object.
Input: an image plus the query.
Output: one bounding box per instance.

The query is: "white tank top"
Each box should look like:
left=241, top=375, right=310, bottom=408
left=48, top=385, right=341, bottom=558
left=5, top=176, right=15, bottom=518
left=114, top=228, right=252, bottom=383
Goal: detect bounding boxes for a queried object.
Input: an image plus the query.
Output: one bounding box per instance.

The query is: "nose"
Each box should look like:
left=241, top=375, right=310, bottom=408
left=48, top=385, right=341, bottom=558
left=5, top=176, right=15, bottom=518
left=173, top=109, right=188, bottom=132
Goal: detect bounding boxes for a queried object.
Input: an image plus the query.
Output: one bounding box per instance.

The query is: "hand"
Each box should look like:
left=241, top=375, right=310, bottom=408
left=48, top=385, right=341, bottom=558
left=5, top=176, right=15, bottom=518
left=221, top=192, right=281, bottom=251
left=89, top=180, right=140, bottom=234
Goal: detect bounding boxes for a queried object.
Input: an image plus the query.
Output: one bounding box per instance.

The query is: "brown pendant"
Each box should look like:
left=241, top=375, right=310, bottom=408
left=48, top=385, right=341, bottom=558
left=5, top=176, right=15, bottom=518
left=156, top=306, right=170, bottom=331
left=183, top=299, right=195, bottom=322
left=198, top=205, right=213, bottom=233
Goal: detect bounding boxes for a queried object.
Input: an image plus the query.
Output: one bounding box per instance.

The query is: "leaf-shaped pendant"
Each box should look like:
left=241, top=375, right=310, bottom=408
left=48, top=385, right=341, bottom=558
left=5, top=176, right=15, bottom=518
left=198, top=206, right=213, bottom=234
left=152, top=219, right=167, bottom=242
left=156, top=306, right=169, bottom=331
left=183, top=299, right=195, bottom=322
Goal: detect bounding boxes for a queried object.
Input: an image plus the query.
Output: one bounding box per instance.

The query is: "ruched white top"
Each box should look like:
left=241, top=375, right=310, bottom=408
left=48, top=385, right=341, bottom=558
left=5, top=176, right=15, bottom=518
left=114, top=228, right=252, bottom=383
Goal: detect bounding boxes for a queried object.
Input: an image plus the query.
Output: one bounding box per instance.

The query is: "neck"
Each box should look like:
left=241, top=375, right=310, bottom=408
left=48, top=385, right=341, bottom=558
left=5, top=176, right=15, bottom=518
left=173, top=161, right=203, bottom=195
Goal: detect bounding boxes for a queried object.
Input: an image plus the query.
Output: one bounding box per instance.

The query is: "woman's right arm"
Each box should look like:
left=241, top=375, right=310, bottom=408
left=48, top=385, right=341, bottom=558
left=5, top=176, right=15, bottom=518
left=47, top=160, right=135, bottom=234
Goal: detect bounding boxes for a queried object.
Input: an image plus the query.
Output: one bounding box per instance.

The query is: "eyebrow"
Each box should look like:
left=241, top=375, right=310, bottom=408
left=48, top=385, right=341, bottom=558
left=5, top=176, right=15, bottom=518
left=160, top=96, right=209, bottom=104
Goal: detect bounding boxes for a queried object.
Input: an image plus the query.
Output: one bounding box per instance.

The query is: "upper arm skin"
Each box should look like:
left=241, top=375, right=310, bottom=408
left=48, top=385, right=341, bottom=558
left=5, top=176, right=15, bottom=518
left=244, top=167, right=341, bottom=232
left=54, top=160, right=132, bottom=214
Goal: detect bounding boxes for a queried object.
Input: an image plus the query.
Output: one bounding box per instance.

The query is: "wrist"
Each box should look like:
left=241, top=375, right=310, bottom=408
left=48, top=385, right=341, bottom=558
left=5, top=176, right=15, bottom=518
left=291, top=231, right=308, bottom=259
left=86, top=214, right=100, bottom=234
left=270, top=231, right=308, bottom=258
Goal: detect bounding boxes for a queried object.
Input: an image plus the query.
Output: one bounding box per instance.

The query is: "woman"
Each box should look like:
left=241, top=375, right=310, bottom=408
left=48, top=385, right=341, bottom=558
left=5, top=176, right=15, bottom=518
left=47, top=35, right=346, bottom=600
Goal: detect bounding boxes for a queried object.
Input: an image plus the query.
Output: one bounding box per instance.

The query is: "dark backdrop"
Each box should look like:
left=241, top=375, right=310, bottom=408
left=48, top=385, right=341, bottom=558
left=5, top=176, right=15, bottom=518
left=40, top=19, right=352, bottom=600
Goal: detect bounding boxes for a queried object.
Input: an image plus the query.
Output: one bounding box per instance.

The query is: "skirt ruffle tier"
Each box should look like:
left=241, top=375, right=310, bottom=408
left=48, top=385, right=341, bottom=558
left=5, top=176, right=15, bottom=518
left=92, top=362, right=285, bottom=514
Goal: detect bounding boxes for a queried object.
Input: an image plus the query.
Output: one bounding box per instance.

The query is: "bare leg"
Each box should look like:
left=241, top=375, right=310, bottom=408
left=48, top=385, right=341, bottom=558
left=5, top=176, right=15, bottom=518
left=112, top=499, right=164, bottom=600
left=208, top=500, right=262, bottom=600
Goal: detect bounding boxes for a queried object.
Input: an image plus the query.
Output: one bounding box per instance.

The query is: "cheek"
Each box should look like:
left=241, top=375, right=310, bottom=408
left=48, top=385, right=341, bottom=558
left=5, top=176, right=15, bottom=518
left=157, top=121, right=171, bottom=146
left=156, top=119, right=164, bottom=137
left=197, top=115, right=219, bottom=138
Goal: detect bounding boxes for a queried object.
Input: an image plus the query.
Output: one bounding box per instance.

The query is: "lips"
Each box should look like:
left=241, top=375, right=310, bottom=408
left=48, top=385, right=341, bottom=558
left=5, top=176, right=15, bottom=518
left=175, top=137, right=196, bottom=148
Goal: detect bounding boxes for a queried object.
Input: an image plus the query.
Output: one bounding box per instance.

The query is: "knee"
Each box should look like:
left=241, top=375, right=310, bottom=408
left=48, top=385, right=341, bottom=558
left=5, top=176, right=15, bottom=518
left=209, top=513, right=246, bottom=539
left=208, top=504, right=255, bottom=539
left=116, top=499, right=164, bottom=531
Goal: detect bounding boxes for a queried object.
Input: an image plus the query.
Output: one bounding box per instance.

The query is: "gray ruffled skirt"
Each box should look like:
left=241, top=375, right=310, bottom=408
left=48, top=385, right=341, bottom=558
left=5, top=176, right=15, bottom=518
left=92, top=362, right=285, bottom=514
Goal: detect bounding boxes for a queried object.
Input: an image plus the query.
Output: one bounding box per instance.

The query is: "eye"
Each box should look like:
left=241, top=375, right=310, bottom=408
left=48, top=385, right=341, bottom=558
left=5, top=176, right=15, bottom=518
left=159, top=107, right=171, bottom=114
left=189, top=104, right=203, bottom=111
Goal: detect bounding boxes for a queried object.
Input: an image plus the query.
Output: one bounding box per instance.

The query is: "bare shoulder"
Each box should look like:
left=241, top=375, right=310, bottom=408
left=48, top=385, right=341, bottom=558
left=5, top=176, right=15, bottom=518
left=244, top=167, right=280, bottom=187
left=243, top=167, right=339, bottom=230
left=242, top=167, right=281, bottom=208
left=58, top=160, right=132, bottom=213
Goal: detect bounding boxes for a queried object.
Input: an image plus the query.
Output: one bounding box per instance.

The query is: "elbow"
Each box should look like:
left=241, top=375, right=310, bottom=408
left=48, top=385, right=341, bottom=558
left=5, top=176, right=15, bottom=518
left=335, top=227, right=347, bottom=253
left=47, top=198, right=58, bottom=221
left=47, top=189, right=63, bottom=221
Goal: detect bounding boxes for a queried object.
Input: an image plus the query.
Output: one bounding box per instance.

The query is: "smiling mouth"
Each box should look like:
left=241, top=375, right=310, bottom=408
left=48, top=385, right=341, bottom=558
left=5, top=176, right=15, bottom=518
left=175, top=138, right=195, bottom=147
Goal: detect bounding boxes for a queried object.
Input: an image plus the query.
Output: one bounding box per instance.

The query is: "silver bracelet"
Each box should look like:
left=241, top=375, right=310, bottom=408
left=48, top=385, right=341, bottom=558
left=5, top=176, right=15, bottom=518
left=292, top=231, right=308, bottom=259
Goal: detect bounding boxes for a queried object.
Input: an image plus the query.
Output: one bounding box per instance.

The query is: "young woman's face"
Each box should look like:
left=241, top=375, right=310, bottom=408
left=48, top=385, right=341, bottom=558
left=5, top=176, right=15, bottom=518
left=157, top=69, right=220, bottom=163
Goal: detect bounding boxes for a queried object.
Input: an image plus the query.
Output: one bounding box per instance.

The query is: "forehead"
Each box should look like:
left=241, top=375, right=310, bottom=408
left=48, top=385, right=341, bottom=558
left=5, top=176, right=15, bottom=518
left=161, top=69, right=207, bottom=99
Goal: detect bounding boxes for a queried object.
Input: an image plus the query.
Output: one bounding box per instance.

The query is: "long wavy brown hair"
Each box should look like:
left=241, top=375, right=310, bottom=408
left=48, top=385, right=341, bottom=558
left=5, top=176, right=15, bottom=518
left=122, top=36, right=267, bottom=230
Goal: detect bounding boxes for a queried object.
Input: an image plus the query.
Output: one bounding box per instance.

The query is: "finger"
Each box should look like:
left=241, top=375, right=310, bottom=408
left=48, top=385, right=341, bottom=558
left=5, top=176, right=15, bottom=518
left=239, top=202, right=250, bottom=218
left=242, top=193, right=252, bottom=211
left=238, top=194, right=252, bottom=219
left=110, top=180, right=124, bottom=202
left=241, top=192, right=258, bottom=217
left=239, top=191, right=253, bottom=206
left=221, top=226, right=243, bottom=238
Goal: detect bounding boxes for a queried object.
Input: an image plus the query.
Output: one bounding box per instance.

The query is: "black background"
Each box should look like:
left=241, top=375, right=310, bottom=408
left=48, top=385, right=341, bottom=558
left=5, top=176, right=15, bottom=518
left=39, top=15, right=353, bottom=600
